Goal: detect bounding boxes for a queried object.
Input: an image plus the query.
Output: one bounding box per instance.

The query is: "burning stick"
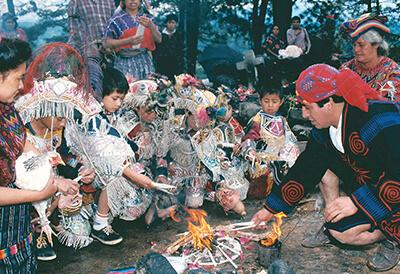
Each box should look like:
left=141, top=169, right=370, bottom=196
left=165, top=233, right=192, bottom=254
left=216, top=245, right=238, bottom=269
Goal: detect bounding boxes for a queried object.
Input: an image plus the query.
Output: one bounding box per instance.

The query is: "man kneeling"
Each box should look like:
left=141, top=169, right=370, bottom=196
left=252, top=64, right=400, bottom=272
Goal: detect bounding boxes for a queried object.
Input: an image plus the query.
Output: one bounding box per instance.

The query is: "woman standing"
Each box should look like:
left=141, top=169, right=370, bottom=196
left=104, top=0, right=162, bottom=80
left=0, top=38, right=79, bottom=273
left=0, top=13, right=27, bottom=41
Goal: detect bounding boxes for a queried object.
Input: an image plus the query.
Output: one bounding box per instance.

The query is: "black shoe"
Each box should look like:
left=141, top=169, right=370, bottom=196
left=36, top=235, right=57, bottom=261
left=301, top=225, right=330, bottom=248
left=367, top=239, right=400, bottom=272
left=91, top=225, right=123, bottom=245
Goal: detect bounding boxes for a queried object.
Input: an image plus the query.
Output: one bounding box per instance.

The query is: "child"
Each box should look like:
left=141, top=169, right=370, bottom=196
left=154, top=13, right=184, bottom=80
left=0, top=39, right=78, bottom=273
left=65, top=67, right=155, bottom=245
left=240, top=85, right=300, bottom=198
left=15, top=43, right=100, bottom=256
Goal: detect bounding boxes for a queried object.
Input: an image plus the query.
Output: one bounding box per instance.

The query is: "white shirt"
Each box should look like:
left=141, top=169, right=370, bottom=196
left=329, top=113, right=344, bottom=153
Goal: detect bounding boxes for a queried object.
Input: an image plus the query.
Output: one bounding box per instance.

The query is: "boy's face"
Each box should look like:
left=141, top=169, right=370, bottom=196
left=0, top=63, right=25, bottom=104
left=102, top=91, right=125, bottom=114
left=166, top=20, right=177, bottom=32
left=292, top=19, right=300, bottom=29
left=40, top=117, right=67, bottom=131
left=260, top=94, right=283, bottom=116
left=138, top=105, right=157, bottom=123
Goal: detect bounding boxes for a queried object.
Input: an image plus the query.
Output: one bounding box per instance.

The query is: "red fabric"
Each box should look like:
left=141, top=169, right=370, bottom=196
left=118, top=27, right=156, bottom=52
left=296, top=64, right=385, bottom=112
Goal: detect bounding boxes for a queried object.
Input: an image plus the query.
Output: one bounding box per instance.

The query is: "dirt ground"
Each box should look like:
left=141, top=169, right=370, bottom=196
left=38, top=197, right=400, bottom=274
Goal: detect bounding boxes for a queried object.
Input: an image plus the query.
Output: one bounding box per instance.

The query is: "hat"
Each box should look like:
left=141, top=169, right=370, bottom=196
left=340, top=13, right=390, bottom=42
left=16, top=42, right=101, bottom=123
left=296, top=64, right=384, bottom=112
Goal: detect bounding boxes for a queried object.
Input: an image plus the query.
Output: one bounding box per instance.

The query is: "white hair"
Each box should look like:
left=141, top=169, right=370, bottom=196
left=361, top=29, right=389, bottom=56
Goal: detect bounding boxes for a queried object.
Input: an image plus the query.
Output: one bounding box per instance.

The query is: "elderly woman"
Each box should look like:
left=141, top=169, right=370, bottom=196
left=104, top=0, right=162, bottom=80
left=0, top=13, right=27, bottom=41
left=340, top=13, right=400, bottom=101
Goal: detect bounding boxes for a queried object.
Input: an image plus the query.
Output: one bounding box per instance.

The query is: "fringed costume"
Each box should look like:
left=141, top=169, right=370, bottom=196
left=15, top=43, right=101, bottom=249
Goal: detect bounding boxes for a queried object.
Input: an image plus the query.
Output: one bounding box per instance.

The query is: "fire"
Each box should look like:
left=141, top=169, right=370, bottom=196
left=186, top=209, right=213, bottom=251
left=260, top=212, right=287, bottom=246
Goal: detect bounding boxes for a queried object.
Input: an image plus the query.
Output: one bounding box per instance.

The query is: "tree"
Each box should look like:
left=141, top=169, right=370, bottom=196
left=271, top=0, right=293, bottom=41
left=251, top=0, right=269, bottom=53
left=7, top=0, right=15, bottom=15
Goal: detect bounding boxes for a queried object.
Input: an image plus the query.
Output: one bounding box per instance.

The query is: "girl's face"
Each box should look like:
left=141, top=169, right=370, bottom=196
left=102, top=91, right=125, bottom=114
left=272, top=26, right=280, bottom=36
left=125, top=0, right=141, bottom=11
left=260, top=93, right=283, bottom=116
left=0, top=63, right=25, bottom=104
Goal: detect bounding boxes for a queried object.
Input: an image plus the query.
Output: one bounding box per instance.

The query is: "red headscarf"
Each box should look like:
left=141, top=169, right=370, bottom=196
left=296, top=64, right=385, bottom=112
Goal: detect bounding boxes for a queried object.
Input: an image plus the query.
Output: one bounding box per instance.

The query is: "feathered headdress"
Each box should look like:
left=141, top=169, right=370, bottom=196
left=123, top=75, right=173, bottom=112
left=15, top=42, right=101, bottom=124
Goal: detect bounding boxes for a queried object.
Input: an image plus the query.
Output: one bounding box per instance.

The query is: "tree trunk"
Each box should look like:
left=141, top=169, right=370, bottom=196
left=271, top=0, right=293, bottom=43
left=186, top=0, right=200, bottom=74
left=376, top=0, right=380, bottom=14
left=251, top=0, right=268, bottom=54
left=178, top=0, right=188, bottom=72
left=7, top=0, right=15, bottom=15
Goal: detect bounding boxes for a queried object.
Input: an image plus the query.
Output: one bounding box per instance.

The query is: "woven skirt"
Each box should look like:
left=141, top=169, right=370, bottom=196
left=114, top=51, right=155, bottom=80
left=0, top=185, right=36, bottom=274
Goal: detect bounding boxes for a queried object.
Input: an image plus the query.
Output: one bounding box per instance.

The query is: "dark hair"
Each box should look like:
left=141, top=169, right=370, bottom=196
left=291, top=16, right=301, bottom=23
left=0, top=38, right=31, bottom=75
left=316, top=95, right=344, bottom=107
left=102, top=67, right=129, bottom=97
left=258, top=85, right=284, bottom=100
left=166, top=14, right=178, bottom=23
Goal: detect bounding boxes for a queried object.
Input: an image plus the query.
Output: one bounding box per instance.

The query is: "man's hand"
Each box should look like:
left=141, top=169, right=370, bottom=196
left=251, top=207, right=274, bottom=226
left=324, top=196, right=358, bottom=223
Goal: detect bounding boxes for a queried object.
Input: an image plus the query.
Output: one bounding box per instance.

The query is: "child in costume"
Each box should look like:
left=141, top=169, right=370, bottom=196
left=157, top=74, right=213, bottom=209
left=115, top=76, right=180, bottom=225
left=64, top=66, right=158, bottom=245
left=15, top=43, right=101, bottom=255
left=239, top=85, right=300, bottom=198
left=192, top=89, right=249, bottom=216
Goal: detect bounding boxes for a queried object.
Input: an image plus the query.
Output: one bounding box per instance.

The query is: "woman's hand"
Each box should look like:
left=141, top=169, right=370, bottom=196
left=78, top=167, right=96, bottom=184
left=129, top=35, right=144, bottom=45
left=138, top=16, right=154, bottom=29
left=54, top=177, right=80, bottom=196
left=38, top=175, right=58, bottom=200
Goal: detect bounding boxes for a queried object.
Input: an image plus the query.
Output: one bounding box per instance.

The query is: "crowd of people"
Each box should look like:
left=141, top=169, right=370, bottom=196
left=1, top=1, right=400, bottom=273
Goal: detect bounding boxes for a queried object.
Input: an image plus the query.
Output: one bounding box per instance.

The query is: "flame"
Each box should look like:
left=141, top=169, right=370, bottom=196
left=186, top=209, right=213, bottom=251
left=169, top=208, right=181, bottom=222
left=260, top=212, right=287, bottom=246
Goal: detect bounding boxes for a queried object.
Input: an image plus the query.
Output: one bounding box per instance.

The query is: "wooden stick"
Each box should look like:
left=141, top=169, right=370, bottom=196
left=217, top=242, right=241, bottom=255
left=217, top=245, right=238, bottom=269
left=207, top=248, right=217, bottom=267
